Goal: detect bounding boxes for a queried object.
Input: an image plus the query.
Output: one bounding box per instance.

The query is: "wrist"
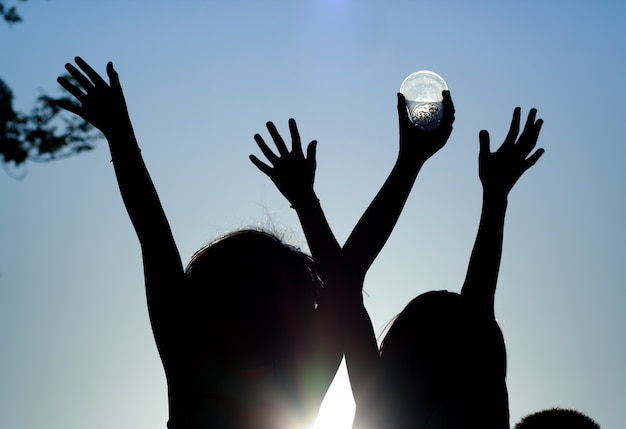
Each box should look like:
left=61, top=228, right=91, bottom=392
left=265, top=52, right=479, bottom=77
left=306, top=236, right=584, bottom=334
left=106, top=132, right=142, bottom=163
left=289, top=191, right=320, bottom=211
left=482, top=189, right=509, bottom=206
left=396, top=148, right=426, bottom=170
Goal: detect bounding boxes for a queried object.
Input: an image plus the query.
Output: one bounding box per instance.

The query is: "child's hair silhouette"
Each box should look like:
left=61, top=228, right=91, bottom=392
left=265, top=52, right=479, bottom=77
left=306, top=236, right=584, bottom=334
left=186, top=229, right=320, bottom=315
left=515, top=408, right=600, bottom=429
left=164, top=228, right=331, bottom=428
left=378, top=290, right=507, bottom=429
left=184, top=228, right=321, bottom=375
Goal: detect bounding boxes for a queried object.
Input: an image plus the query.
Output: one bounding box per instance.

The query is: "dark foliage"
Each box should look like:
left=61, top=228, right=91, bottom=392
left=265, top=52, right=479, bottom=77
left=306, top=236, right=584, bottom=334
left=0, top=0, right=26, bottom=25
left=1, top=0, right=101, bottom=176
left=0, top=78, right=101, bottom=167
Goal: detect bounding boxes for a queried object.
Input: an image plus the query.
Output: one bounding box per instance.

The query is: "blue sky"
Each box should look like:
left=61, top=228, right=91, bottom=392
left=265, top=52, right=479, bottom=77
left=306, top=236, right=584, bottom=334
left=1, top=1, right=625, bottom=428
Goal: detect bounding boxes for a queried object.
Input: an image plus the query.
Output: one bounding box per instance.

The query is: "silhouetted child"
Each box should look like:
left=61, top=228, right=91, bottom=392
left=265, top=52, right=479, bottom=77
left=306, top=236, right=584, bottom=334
left=373, top=107, right=543, bottom=429
left=56, top=57, right=343, bottom=429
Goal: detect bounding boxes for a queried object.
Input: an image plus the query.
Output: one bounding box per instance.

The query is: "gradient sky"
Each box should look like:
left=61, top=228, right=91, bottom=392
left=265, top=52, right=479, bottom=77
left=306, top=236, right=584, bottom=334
left=1, top=1, right=625, bottom=428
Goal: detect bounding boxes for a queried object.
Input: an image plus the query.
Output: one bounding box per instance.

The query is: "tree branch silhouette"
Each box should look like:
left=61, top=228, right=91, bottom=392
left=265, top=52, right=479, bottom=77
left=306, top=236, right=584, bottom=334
left=1, top=0, right=101, bottom=177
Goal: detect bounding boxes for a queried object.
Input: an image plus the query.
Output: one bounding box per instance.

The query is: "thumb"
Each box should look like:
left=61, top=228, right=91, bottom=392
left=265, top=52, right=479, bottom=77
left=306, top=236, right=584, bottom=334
left=107, top=62, right=121, bottom=90
left=397, top=93, right=410, bottom=127
left=479, top=130, right=491, bottom=156
left=306, top=140, right=317, bottom=162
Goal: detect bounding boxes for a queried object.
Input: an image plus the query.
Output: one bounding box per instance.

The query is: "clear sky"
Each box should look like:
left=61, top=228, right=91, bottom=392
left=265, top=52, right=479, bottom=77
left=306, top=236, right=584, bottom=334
left=1, top=1, right=625, bottom=428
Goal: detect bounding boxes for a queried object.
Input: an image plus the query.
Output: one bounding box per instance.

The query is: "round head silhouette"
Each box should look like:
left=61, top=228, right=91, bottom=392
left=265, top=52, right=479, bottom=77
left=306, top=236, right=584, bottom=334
left=379, top=291, right=467, bottom=429
left=186, top=229, right=319, bottom=360
left=180, top=228, right=325, bottom=427
left=515, top=408, right=600, bottom=429
left=378, top=290, right=508, bottom=429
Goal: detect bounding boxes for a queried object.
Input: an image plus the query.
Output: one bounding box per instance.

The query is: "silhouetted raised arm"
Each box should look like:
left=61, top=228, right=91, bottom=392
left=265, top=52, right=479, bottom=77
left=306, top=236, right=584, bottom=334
left=251, top=92, right=454, bottom=285
left=250, top=119, right=342, bottom=274
left=251, top=118, right=379, bottom=416
left=56, top=57, right=183, bottom=356
left=342, top=92, right=455, bottom=283
left=461, top=107, right=544, bottom=318
left=250, top=92, right=455, bottom=426
left=250, top=119, right=347, bottom=392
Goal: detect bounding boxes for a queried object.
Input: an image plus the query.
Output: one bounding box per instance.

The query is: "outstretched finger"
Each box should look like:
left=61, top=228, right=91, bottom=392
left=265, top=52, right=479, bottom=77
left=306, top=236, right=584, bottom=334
left=54, top=98, right=81, bottom=116
left=57, top=76, right=86, bottom=103
left=518, top=114, right=543, bottom=154
left=503, top=107, right=521, bottom=146
left=254, top=133, right=279, bottom=165
left=64, top=63, right=94, bottom=93
left=267, top=121, right=289, bottom=156
left=522, top=108, right=538, bottom=135
left=479, top=129, right=491, bottom=156
left=440, top=90, right=455, bottom=132
left=442, top=90, right=455, bottom=119
left=106, top=62, right=122, bottom=91
left=397, top=93, right=410, bottom=126
left=532, top=119, right=544, bottom=142
left=289, top=118, right=304, bottom=156
left=75, top=56, right=108, bottom=87
left=523, top=148, right=545, bottom=171
left=249, top=154, right=274, bottom=177
left=306, top=140, right=317, bottom=163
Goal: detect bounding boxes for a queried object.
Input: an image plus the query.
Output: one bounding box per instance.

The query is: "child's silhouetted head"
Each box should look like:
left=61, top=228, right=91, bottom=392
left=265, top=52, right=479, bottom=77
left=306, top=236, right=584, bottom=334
left=515, top=408, right=600, bottom=429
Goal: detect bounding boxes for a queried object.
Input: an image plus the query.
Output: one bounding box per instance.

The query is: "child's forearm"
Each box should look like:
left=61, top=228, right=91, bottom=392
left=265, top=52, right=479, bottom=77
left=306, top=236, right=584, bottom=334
left=293, top=193, right=343, bottom=277
left=461, top=191, right=508, bottom=317
left=343, top=154, right=424, bottom=281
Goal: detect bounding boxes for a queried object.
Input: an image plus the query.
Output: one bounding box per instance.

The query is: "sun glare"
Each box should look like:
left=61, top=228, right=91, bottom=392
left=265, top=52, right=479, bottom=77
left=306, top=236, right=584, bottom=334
left=309, top=362, right=355, bottom=429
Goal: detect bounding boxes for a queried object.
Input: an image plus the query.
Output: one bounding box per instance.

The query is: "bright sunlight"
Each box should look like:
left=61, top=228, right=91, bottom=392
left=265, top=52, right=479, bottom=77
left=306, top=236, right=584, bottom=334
left=309, top=362, right=355, bottom=429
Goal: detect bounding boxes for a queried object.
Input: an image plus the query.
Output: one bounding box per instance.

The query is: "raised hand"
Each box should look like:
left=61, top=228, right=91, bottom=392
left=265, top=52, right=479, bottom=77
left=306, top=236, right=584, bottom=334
left=250, top=118, right=318, bottom=209
left=461, top=107, right=545, bottom=317
left=56, top=57, right=131, bottom=138
left=479, top=107, right=544, bottom=196
left=54, top=57, right=184, bottom=393
left=397, top=90, right=455, bottom=163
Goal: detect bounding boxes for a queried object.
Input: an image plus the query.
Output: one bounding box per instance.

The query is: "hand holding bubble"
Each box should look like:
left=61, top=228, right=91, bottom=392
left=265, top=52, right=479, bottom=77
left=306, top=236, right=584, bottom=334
left=400, top=70, right=448, bottom=131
